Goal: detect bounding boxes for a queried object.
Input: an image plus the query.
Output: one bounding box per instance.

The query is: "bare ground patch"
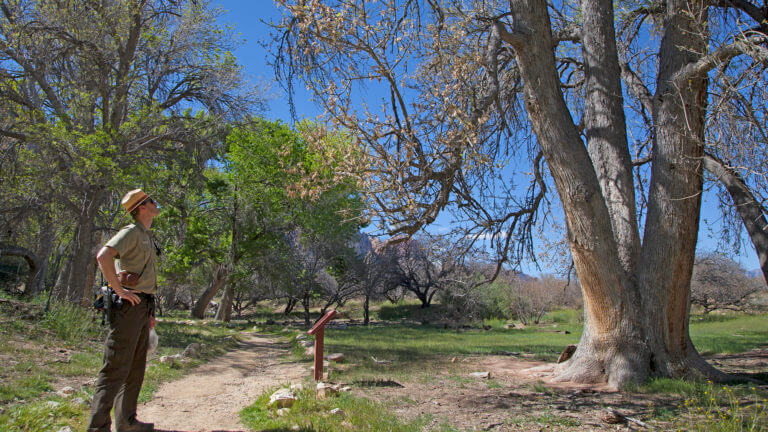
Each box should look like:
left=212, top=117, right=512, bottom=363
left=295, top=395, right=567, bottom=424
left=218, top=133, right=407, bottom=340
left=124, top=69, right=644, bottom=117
left=140, top=333, right=306, bottom=432
left=347, top=351, right=768, bottom=431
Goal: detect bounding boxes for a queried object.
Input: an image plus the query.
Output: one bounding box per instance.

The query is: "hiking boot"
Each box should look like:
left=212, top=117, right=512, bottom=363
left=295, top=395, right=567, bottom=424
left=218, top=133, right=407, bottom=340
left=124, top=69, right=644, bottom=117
left=116, top=418, right=154, bottom=432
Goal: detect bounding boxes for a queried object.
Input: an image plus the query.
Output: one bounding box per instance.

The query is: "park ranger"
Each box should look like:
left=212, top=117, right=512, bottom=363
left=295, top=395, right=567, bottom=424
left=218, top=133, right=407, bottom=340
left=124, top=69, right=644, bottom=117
left=88, top=189, right=159, bottom=432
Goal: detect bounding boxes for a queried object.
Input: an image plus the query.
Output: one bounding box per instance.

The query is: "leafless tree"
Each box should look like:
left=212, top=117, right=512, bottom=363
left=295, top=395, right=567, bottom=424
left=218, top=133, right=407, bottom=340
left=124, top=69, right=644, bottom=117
left=691, top=253, right=765, bottom=314
left=272, top=0, right=768, bottom=387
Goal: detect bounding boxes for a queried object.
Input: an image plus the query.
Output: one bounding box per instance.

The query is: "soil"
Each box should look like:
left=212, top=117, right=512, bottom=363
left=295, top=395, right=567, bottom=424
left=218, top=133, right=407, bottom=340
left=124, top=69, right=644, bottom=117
left=136, top=331, right=768, bottom=432
left=139, top=333, right=305, bottom=432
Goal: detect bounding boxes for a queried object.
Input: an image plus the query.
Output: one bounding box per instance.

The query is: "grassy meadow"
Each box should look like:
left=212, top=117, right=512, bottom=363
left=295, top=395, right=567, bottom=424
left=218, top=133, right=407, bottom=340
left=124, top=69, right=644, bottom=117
left=1, top=293, right=767, bottom=431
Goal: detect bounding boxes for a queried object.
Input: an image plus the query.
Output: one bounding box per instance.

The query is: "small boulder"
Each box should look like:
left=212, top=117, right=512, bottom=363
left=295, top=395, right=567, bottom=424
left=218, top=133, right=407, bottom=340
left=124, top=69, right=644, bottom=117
left=316, top=382, right=338, bottom=398
left=276, top=408, right=291, bottom=417
left=470, top=371, right=491, bottom=379
left=57, top=427, right=73, bottom=432
left=158, top=355, right=175, bottom=365
left=71, top=397, right=87, bottom=406
left=268, top=388, right=297, bottom=408
left=329, top=408, right=345, bottom=417
left=182, top=343, right=202, bottom=358
left=325, top=353, right=344, bottom=363
left=56, top=386, right=75, bottom=397
left=46, top=401, right=60, bottom=409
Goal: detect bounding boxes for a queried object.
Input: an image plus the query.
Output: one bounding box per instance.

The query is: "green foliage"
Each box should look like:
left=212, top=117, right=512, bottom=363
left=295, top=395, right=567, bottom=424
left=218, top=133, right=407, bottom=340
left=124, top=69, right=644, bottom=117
left=240, top=386, right=428, bottom=432
left=674, top=383, right=767, bottom=431
left=40, top=302, right=103, bottom=344
left=0, top=397, right=86, bottom=432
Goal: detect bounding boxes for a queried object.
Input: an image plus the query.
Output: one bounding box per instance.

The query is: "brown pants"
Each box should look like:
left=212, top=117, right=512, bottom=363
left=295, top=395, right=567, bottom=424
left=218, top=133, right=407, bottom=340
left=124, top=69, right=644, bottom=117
left=87, top=298, right=150, bottom=432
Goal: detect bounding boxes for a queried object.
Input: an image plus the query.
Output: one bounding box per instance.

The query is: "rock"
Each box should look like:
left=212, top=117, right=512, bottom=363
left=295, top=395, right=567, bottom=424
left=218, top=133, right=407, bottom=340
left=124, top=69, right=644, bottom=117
left=182, top=343, right=202, bottom=358
left=56, top=386, right=75, bottom=397
left=56, top=427, right=73, bottom=432
left=295, top=334, right=308, bottom=341
left=304, top=347, right=314, bottom=357
left=325, top=353, right=344, bottom=363
left=71, top=397, right=87, bottom=406
left=276, top=408, right=291, bottom=417
left=339, top=386, right=352, bottom=392
left=268, top=388, right=297, bottom=408
left=158, top=355, right=175, bottom=365
left=290, top=383, right=304, bottom=391
left=46, top=401, right=60, bottom=409
left=316, top=382, right=338, bottom=398
left=329, top=408, right=344, bottom=417
left=513, top=322, right=526, bottom=330
left=470, top=371, right=491, bottom=379
left=557, top=344, right=577, bottom=363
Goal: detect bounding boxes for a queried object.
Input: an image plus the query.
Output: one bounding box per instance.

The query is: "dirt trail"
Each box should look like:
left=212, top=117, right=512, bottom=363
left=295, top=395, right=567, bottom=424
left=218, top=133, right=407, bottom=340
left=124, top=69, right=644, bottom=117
left=139, top=333, right=306, bottom=432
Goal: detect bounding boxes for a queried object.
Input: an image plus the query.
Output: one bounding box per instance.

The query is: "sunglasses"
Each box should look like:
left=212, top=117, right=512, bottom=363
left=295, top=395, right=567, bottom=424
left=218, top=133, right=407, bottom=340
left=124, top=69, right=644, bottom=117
left=141, top=197, right=156, bottom=206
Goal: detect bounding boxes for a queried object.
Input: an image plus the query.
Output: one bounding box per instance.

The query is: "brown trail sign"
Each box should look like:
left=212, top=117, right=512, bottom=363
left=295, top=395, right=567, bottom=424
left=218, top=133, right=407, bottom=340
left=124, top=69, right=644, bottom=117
left=307, top=310, right=337, bottom=381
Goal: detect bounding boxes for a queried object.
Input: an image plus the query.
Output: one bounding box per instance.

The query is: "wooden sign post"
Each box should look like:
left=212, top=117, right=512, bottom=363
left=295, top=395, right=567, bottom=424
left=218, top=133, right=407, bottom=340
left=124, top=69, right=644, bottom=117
left=307, top=309, right=337, bottom=381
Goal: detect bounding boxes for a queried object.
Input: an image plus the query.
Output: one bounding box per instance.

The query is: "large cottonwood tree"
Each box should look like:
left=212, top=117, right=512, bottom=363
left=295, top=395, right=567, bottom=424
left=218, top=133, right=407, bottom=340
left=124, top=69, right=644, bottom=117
left=272, top=0, right=768, bottom=387
left=0, top=0, right=255, bottom=303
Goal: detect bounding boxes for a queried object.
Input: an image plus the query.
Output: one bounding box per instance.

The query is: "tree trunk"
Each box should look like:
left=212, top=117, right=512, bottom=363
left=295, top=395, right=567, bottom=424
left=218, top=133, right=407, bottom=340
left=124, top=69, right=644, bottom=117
left=0, top=245, right=40, bottom=296
left=191, top=263, right=229, bottom=319
left=703, top=153, right=768, bottom=285
left=363, top=293, right=370, bottom=325
left=215, top=282, right=235, bottom=322
left=283, top=297, right=297, bottom=315
left=53, top=251, right=72, bottom=301
left=302, top=291, right=311, bottom=328
left=31, top=222, right=56, bottom=296
left=65, top=203, right=100, bottom=305
left=501, top=0, right=723, bottom=388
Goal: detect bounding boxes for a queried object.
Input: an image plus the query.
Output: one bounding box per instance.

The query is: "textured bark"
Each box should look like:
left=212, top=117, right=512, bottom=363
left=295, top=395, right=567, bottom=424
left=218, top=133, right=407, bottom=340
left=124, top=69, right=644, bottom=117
left=703, top=154, right=768, bottom=285
left=637, top=0, right=725, bottom=380
left=500, top=0, right=726, bottom=387
left=214, top=283, right=234, bottom=322
left=580, top=0, right=640, bottom=275
left=31, top=222, right=56, bottom=296
left=191, top=263, right=229, bottom=319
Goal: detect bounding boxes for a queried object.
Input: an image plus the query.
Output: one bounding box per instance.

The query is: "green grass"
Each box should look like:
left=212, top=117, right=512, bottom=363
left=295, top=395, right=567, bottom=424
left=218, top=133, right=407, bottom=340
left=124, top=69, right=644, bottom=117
left=0, top=297, right=254, bottom=432
left=320, top=321, right=581, bottom=382
left=690, top=313, right=768, bottom=354
left=240, top=386, right=429, bottom=432
left=0, top=397, right=88, bottom=432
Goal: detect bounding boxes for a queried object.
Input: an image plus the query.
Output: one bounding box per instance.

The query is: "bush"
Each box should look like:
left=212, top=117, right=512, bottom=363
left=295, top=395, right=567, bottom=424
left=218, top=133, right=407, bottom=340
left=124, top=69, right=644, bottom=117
left=41, top=301, right=102, bottom=343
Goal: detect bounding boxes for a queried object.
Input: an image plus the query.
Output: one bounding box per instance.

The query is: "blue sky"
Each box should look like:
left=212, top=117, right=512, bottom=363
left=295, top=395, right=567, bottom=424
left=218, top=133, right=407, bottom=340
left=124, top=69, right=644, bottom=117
left=216, top=1, right=761, bottom=274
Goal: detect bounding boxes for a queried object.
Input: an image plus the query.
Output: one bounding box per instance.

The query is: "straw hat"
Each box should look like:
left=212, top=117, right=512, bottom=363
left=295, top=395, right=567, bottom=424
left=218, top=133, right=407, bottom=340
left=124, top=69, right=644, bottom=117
left=121, top=189, right=150, bottom=213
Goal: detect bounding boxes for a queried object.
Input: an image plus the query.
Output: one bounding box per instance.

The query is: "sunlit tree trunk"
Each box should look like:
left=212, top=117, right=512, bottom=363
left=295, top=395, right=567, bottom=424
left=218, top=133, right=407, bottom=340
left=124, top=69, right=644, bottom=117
left=192, top=263, right=229, bottom=319
left=503, top=0, right=724, bottom=387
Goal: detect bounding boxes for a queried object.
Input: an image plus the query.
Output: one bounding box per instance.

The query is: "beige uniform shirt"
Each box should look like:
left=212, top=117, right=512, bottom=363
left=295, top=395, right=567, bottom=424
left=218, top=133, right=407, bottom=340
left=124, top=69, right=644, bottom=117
left=105, top=223, right=158, bottom=294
